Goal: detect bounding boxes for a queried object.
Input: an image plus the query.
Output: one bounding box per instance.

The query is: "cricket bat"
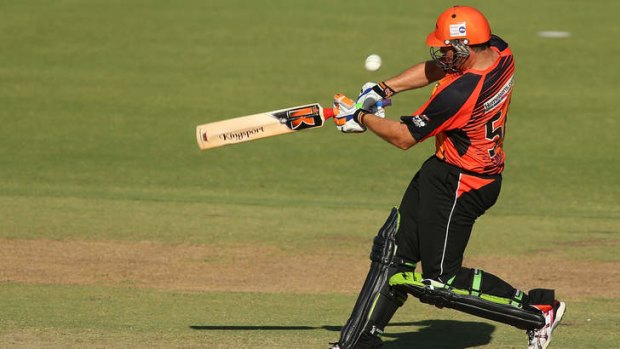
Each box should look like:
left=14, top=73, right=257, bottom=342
left=196, top=99, right=391, bottom=150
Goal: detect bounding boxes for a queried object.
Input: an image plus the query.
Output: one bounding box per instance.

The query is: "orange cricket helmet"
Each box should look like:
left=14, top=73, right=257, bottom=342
left=426, top=6, right=491, bottom=47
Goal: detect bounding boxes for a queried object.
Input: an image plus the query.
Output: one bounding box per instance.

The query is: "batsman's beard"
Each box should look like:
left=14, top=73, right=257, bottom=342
left=219, top=127, right=265, bottom=141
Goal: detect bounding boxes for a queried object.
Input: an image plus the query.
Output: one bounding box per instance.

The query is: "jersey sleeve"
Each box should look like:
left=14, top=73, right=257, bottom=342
left=401, top=73, right=482, bottom=142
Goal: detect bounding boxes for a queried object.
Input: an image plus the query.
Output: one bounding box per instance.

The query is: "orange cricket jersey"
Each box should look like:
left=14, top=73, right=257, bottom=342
left=402, top=35, right=514, bottom=175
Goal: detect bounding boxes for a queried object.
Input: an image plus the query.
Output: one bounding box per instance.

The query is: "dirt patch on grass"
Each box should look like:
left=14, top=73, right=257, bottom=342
left=1, top=238, right=617, bottom=298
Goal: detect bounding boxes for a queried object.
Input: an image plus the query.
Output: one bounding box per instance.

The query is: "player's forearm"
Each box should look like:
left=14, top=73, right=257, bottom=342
left=384, top=61, right=445, bottom=93
left=363, top=114, right=417, bottom=150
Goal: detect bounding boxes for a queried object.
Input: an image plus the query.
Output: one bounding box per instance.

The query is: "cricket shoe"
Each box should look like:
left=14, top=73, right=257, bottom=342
left=526, top=300, right=566, bottom=349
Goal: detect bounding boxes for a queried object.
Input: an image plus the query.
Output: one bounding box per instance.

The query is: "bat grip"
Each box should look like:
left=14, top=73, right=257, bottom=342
left=323, top=108, right=337, bottom=119
left=376, top=98, right=392, bottom=108
left=323, top=98, right=392, bottom=119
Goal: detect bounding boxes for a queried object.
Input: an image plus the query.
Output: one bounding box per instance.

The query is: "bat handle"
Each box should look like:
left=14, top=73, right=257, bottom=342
left=322, top=98, right=392, bottom=120
left=323, top=107, right=337, bottom=119
left=377, top=98, right=392, bottom=108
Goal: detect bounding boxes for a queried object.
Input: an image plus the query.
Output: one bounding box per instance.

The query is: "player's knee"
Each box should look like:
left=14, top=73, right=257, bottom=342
left=369, top=208, right=400, bottom=264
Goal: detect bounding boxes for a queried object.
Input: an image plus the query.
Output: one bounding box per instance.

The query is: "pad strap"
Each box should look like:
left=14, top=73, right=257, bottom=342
left=471, top=269, right=482, bottom=297
left=446, top=269, right=483, bottom=298
left=511, top=290, right=525, bottom=307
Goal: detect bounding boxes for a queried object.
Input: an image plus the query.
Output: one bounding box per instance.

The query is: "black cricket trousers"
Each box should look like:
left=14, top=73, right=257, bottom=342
left=395, top=156, right=502, bottom=283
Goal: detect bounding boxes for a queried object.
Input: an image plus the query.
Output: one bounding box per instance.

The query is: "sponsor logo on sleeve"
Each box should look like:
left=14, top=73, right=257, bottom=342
left=411, top=114, right=430, bottom=128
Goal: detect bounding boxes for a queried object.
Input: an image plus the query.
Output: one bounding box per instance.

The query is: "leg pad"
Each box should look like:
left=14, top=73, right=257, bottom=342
left=390, top=272, right=545, bottom=330
left=335, top=208, right=400, bottom=349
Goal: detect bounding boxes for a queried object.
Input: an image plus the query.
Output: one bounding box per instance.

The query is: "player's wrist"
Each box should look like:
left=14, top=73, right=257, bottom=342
left=374, top=81, right=397, bottom=98
left=353, top=109, right=370, bottom=126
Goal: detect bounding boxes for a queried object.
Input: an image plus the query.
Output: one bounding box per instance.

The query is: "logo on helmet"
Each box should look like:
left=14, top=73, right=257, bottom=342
left=449, top=22, right=467, bottom=37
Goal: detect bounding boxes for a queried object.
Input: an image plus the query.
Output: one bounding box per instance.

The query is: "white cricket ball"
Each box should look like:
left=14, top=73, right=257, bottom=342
left=364, top=54, right=382, bottom=72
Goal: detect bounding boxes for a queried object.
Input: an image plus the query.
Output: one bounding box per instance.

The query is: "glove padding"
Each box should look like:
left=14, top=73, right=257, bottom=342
left=356, top=82, right=395, bottom=117
left=334, top=94, right=368, bottom=133
left=356, top=82, right=384, bottom=115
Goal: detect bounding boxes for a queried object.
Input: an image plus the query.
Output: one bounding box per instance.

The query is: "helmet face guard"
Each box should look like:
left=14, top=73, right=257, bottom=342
left=430, top=40, right=471, bottom=73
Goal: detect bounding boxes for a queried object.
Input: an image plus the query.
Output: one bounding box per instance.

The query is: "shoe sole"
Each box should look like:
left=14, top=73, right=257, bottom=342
left=542, top=301, right=566, bottom=349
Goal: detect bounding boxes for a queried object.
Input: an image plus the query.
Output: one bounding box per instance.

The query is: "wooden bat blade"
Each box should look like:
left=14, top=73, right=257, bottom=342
left=196, top=103, right=331, bottom=150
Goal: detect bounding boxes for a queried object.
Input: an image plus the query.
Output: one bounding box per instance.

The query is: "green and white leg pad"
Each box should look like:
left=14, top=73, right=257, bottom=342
left=390, top=272, right=546, bottom=330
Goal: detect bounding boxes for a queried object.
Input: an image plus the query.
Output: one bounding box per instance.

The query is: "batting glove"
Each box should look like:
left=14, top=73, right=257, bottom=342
left=356, top=81, right=395, bottom=117
left=333, top=93, right=369, bottom=133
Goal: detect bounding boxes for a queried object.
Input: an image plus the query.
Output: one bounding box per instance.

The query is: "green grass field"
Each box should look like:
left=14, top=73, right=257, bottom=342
left=1, top=0, right=618, bottom=348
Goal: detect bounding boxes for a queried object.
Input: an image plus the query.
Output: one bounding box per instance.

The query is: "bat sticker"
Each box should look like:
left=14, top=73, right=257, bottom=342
left=272, top=105, right=324, bottom=130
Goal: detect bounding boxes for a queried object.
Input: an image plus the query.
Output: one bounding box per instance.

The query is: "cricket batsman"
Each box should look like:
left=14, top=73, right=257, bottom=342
left=330, top=6, right=565, bottom=349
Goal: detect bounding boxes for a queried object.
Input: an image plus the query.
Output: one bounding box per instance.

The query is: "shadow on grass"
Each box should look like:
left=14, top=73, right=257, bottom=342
left=381, top=320, right=495, bottom=348
left=190, top=320, right=495, bottom=348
